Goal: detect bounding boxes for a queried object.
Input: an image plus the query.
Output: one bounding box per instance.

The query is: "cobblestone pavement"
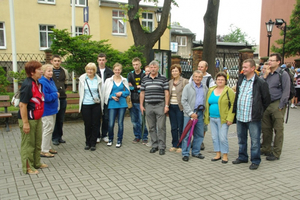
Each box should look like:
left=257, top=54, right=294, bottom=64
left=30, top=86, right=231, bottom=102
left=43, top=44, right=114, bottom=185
left=1, top=109, right=300, bottom=200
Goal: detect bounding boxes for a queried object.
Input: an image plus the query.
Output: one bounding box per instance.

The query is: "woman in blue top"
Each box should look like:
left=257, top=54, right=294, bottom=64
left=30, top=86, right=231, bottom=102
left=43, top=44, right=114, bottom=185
left=102, top=63, right=130, bottom=148
left=39, top=64, right=59, bottom=158
left=78, top=63, right=103, bottom=151
left=204, top=72, right=235, bottom=164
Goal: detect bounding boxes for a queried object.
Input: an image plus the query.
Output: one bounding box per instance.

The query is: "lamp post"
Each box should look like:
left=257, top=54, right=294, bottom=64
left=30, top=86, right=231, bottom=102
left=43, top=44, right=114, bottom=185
left=155, top=8, right=162, bottom=50
left=275, top=18, right=287, bottom=64
left=265, top=19, right=274, bottom=57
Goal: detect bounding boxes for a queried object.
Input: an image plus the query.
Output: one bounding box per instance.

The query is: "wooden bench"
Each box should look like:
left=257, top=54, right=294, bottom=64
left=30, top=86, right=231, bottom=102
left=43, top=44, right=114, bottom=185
left=66, top=93, right=80, bottom=114
left=0, top=95, right=13, bottom=132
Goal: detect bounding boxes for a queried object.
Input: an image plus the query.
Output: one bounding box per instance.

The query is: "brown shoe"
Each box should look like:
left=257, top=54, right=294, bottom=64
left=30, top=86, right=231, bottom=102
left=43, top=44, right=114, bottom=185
left=27, top=169, right=39, bottom=175
left=39, top=163, right=48, bottom=169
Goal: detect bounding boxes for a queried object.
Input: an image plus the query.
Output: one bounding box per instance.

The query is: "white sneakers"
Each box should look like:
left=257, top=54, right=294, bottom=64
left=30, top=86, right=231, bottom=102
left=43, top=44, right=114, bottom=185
left=96, top=138, right=101, bottom=143
left=103, top=136, right=109, bottom=143
left=107, top=141, right=112, bottom=146
left=116, top=142, right=122, bottom=148
left=291, top=104, right=297, bottom=109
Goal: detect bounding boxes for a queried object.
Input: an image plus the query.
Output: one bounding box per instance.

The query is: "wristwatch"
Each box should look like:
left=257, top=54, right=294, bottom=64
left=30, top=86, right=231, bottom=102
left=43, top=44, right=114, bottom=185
left=165, top=105, right=169, bottom=108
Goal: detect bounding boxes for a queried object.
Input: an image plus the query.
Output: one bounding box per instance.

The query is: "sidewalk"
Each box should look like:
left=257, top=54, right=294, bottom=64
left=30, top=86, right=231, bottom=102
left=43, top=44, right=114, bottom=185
left=0, top=109, right=300, bottom=200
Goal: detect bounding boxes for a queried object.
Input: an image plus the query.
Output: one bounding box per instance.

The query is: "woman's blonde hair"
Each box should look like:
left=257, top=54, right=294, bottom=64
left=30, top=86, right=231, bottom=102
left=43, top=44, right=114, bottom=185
left=41, top=64, right=53, bottom=73
left=85, top=62, right=97, bottom=74
left=113, top=62, right=123, bottom=70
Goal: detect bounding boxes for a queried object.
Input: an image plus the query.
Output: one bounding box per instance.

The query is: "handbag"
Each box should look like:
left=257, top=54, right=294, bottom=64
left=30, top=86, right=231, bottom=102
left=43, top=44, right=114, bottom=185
left=124, top=85, right=132, bottom=109
left=85, top=79, right=100, bottom=104
left=226, top=90, right=236, bottom=124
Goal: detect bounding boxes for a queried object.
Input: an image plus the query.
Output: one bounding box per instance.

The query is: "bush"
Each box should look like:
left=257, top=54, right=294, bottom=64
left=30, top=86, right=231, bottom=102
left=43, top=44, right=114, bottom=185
left=0, top=67, right=10, bottom=94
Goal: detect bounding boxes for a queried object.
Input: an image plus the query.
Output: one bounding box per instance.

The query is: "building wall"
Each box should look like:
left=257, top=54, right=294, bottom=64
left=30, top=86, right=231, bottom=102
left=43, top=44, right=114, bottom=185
left=171, top=34, right=194, bottom=58
left=260, top=0, right=298, bottom=63
left=0, top=0, right=169, bottom=54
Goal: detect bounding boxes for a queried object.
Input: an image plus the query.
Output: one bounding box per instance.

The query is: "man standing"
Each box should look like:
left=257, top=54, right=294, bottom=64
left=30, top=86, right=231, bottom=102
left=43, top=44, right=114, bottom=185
left=96, top=53, right=114, bottom=143
left=232, top=59, right=270, bottom=170
left=181, top=70, right=208, bottom=162
left=189, top=61, right=215, bottom=150
left=140, top=60, right=169, bottom=155
left=261, top=53, right=290, bottom=161
left=127, top=57, right=148, bottom=144
left=51, top=55, right=68, bottom=146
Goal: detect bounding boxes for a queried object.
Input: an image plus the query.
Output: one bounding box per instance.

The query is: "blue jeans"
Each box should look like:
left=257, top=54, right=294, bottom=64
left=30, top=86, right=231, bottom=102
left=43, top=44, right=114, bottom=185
left=182, top=110, right=204, bottom=157
left=236, top=120, right=261, bottom=165
left=129, top=103, right=148, bottom=140
left=169, top=104, right=184, bottom=148
left=108, top=108, right=126, bottom=142
left=52, top=98, right=67, bottom=142
left=210, top=117, right=229, bottom=153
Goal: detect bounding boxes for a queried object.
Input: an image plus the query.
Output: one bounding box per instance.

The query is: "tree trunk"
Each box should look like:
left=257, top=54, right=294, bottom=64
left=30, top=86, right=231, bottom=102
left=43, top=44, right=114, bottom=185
left=202, top=0, right=220, bottom=78
left=128, top=0, right=172, bottom=63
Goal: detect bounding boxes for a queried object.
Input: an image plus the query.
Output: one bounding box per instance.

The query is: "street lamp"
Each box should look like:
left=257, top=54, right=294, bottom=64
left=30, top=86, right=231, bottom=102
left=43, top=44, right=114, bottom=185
left=275, top=18, right=287, bottom=64
left=265, top=19, right=274, bottom=57
left=155, top=8, right=162, bottom=50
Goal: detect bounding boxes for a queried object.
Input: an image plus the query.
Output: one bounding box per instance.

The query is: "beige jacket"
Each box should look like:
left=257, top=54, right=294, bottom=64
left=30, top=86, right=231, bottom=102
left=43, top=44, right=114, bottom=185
left=168, top=77, right=189, bottom=111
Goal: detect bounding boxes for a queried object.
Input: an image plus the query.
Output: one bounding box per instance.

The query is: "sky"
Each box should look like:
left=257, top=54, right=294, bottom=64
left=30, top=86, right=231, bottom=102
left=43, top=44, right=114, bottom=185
left=170, top=0, right=262, bottom=44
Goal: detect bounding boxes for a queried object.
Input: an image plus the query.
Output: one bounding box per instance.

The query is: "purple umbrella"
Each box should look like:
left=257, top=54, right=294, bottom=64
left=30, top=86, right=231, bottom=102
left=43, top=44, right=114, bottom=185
left=187, top=119, right=198, bottom=146
left=177, top=119, right=193, bottom=147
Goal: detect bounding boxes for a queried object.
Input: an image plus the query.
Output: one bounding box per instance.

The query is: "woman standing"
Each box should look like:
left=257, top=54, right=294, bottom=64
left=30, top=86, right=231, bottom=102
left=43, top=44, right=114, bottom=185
left=204, top=72, right=235, bottom=163
left=19, top=61, right=48, bottom=175
left=102, top=63, right=130, bottom=148
left=39, top=64, right=59, bottom=158
left=168, top=64, right=188, bottom=153
left=78, top=63, right=103, bottom=151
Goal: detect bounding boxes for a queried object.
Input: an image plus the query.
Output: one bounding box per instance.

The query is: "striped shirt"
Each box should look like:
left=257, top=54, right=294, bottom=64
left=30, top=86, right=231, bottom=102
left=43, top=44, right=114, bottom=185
left=53, top=68, right=61, bottom=79
left=237, top=76, right=254, bottom=122
left=140, top=73, right=169, bottom=103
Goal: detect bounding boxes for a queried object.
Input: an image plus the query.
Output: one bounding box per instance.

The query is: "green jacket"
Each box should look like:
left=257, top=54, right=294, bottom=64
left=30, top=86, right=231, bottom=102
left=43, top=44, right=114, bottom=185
left=204, top=85, right=235, bottom=125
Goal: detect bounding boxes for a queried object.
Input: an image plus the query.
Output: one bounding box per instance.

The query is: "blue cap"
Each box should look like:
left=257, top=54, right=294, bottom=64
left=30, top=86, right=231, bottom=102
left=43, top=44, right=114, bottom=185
left=291, top=66, right=295, bottom=70
left=281, top=64, right=286, bottom=68
left=223, top=67, right=227, bottom=70
left=297, top=69, right=300, bottom=73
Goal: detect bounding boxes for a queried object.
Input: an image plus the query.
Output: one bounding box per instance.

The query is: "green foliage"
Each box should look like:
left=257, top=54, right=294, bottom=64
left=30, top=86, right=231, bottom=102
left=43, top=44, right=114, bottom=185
left=222, top=24, right=248, bottom=43
left=50, top=29, right=146, bottom=77
left=8, top=70, right=27, bottom=83
left=0, top=67, right=10, bottom=94
left=271, top=0, right=300, bottom=57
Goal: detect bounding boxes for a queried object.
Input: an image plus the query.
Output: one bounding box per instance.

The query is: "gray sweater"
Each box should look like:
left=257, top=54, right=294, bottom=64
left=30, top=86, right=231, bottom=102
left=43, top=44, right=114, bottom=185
left=181, top=81, right=208, bottom=117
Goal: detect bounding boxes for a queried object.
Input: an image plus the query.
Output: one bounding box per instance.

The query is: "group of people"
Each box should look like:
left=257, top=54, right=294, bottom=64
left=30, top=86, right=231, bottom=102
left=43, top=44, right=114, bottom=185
left=18, top=52, right=289, bottom=175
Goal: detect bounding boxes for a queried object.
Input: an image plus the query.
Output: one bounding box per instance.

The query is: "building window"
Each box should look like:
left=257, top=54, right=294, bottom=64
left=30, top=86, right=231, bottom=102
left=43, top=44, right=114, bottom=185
left=176, top=36, right=187, bottom=46
left=142, top=12, right=153, bottom=32
left=0, top=22, right=6, bottom=49
left=38, top=0, right=55, bottom=4
left=70, top=0, right=86, bottom=7
left=112, top=10, right=126, bottom=35
left=75, top=26, right=83, bottom=36
left=39, top=25, right=54, bottom=49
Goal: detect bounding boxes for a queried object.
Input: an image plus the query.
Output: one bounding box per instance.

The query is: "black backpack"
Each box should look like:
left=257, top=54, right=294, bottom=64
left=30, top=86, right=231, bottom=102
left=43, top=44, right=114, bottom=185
left=278, top=68, right=295, bottom=100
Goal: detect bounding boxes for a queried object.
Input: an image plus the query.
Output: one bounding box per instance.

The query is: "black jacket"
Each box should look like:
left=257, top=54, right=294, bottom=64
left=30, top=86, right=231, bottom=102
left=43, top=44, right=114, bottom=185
left=127, top=70, right=146, bottom=103
left=233, top=74, right=271, bottom=121
left=96, top=66, right=114, bottom=82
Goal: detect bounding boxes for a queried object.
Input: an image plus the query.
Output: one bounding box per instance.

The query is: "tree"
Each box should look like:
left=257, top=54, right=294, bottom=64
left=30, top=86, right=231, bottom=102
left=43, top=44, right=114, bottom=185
left=50, top=29, right=146, bottom=76
left=271, top=0, right=300, bottom=58
left=222, top=24, right=248, bottom=43
left=202, top=0, right=220, bottom=77
left=127, top=0, right=177, bottom=63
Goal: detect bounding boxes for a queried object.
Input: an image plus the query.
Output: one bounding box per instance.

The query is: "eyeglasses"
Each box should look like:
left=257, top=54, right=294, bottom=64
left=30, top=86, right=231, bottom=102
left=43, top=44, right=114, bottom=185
left=268, top=60, right=278, bottom=62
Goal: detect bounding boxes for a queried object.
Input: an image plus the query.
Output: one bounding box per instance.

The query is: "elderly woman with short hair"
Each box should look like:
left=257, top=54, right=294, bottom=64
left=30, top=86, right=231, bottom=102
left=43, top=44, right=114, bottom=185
left=19, top=60, right=48, bottom=175
left=78, top=63, right=103, bottom=151
left=204, top=72, right=235, bottom=163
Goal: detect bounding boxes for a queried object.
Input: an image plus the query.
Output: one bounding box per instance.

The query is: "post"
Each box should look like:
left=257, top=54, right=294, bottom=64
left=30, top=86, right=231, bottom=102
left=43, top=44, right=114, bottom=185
left=267, top=35, right=271, bottom=57
left=9, top=0, right=18, bottom=93
left=72, top=0, right=76, bottom=92
left=282, top=25, right=286, bottom=64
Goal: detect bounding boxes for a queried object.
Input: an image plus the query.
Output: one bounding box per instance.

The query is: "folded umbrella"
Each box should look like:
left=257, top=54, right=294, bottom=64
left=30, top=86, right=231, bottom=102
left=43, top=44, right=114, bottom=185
left=177, top=119, right=193, bottom=147
left=187, top=119, right=198, bottom=146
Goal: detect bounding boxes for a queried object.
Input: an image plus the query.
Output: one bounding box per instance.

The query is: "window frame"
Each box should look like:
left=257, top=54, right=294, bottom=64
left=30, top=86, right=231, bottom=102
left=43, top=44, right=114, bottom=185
left=75, top=26, right=83, bottom=36
left=37, top=0, right=55, bottom=5
left=70, top=0, right=86, bottom=7
left=0, top=22, right=6, bottom=49
left=112, top=10, right=126, bottom=36
left=39, top=24, right=55, bottom=50
left=141, top=12, right=154, bottom=32
left=176, top=36, right=187, bottom=46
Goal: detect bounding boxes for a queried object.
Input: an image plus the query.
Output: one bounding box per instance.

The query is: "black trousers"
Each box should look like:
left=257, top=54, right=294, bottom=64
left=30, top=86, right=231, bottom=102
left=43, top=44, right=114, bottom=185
left=81, top=103, right=101, bottom=147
